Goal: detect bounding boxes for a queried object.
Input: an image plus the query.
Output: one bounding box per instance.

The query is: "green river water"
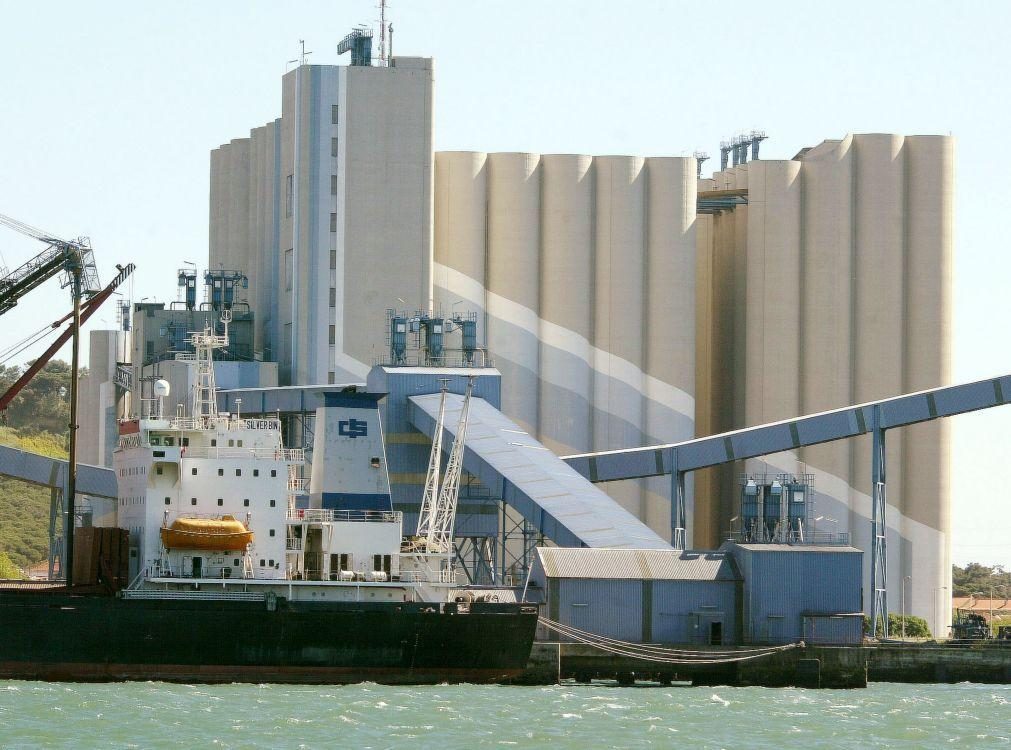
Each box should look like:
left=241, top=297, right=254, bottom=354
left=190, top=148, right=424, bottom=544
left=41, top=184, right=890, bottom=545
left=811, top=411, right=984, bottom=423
left=0, top=681, right=1008, bottom=748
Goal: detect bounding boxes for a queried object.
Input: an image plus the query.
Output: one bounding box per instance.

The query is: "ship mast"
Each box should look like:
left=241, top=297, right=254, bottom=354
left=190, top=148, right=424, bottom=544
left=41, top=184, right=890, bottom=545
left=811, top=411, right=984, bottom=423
left=190, top=310, right=230, bottom=422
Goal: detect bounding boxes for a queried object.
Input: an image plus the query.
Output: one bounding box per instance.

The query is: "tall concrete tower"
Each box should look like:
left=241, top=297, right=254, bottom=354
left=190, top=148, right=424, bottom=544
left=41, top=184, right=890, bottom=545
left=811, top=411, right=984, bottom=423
left=210, top=56, right=434, bottom=385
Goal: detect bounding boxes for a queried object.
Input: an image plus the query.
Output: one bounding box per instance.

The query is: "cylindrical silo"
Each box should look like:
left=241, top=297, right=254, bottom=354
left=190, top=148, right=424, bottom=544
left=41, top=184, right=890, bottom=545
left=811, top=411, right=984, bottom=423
left=486, top=152, right=541, bottom=432
left=797, top=136, right=855, bottom=543
left=644, top=157, right=696, bottom=537
left=209, top=144, right=229, bottom=271
left=851, top=134, right=907, bottom=572
left=539, top=154, right=595, bottom=455
left=903, top=134, right=954, bottom=637
left=227, top=138, right=251, bottom=280
left=593, top=155, right=646, bottom=518
left=434, top=151, right=488, bottom=348
left=694, top=211, right=720, bottom=548
left=743, top=160, right=803, bottom=502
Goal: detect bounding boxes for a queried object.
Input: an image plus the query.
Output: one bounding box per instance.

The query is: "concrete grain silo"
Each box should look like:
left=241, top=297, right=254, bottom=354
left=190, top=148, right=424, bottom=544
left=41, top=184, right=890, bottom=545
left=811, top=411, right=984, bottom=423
left=643, top=156, right=697, bottom=533
left=695, top=134, right=953, bottom=636
left=539, top=154, right=595, bottom=455
left=433, top=150, right=488, bottom=344
left=593, top=156, right=647, bottom=517
left=486, top=152, right=542, bottom=433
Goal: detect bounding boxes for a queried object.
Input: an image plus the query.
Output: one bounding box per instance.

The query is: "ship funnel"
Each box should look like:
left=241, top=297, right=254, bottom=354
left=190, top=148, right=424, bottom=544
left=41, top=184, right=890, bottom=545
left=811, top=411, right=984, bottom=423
left=309, top=389, right=393, bottom=512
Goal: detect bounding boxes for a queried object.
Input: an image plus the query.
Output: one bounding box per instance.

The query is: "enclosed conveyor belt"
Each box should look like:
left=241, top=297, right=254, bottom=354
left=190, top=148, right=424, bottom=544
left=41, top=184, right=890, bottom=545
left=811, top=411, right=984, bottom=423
left=408, top=394, right=670, bottom=550
left=0, top=444, right=117, bottom=498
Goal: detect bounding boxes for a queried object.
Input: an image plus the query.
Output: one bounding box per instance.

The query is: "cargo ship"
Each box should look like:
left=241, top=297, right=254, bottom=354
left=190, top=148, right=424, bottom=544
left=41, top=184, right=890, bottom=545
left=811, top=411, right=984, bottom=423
left=0, top=317, right=536, bottom=684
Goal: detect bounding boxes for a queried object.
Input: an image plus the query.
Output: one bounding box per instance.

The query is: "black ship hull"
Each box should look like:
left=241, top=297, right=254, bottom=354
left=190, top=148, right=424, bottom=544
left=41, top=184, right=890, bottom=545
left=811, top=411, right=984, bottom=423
left=0, top=591, right=538, bottom=684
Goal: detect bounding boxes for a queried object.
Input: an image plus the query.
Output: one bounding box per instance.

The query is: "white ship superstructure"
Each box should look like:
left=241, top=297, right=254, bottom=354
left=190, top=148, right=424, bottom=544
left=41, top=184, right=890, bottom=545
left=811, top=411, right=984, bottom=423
left=111, top=315, right=472, bottom=604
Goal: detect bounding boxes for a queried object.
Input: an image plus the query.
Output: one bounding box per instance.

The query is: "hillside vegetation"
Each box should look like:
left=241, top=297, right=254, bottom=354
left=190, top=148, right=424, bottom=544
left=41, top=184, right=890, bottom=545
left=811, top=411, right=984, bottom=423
left=0, top=360, right=72, bottom=570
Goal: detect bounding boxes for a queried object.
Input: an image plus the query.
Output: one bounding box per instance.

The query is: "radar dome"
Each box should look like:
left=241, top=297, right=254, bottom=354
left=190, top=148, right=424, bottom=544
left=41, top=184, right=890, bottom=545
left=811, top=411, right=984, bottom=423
left=153, top=379, right=171, bottom=397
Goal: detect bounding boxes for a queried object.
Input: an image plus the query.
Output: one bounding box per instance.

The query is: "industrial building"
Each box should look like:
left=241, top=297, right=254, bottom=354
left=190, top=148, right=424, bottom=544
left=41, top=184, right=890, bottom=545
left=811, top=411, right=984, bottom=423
left=71, top=39, right=954, bottom=636
left=528, top=543, right=864, bottom=646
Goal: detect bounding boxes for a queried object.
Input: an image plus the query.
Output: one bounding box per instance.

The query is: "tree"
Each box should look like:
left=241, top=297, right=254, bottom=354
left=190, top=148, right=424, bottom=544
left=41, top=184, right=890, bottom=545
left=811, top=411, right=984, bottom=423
left=0, top=551, right=22, bottom=579
left=953, top=562, right=1010, bottom=597
left=0, top=359, right=78, bottom=437
left=864, top=613, right=932, bottom=639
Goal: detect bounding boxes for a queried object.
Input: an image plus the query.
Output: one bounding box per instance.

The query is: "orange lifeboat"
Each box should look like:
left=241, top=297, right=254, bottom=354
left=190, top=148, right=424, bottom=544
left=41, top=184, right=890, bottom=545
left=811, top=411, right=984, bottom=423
left=160, top=515, right=254, bottom=551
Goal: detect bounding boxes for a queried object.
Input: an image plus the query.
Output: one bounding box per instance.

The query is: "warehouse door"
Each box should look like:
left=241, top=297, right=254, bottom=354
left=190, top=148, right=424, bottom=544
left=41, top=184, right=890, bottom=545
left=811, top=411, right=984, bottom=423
left=709, top=621, right=723, bottom=646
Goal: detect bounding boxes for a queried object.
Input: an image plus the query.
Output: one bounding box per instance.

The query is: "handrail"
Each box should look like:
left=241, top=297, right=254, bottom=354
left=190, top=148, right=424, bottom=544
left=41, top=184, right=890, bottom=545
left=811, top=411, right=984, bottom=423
left=287, top=508, right=402, bottom=524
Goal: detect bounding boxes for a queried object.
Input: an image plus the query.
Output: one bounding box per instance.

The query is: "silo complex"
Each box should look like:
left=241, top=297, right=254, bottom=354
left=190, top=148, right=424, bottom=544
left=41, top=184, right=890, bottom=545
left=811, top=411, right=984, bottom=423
left=208, top=65, right=953, bottom=632
left=432, top=153, right=699, bottom=531
left=696, top=135, right=954, bottom=636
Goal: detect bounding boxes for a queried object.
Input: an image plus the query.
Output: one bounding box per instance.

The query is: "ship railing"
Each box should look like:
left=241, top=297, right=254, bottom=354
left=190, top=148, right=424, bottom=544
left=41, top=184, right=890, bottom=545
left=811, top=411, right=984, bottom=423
left=399, top=568, right=457, bottom=584
left=287, top=508, right=402, bottom=524
left=287, top=478, right=308, bottom=492
left=163, top=446, right=305, bottom=461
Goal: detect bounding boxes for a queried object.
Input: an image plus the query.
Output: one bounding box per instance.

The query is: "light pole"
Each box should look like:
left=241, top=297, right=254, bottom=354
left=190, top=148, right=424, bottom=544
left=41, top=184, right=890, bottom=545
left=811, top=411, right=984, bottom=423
left=902, top=575, right=911, bottom=640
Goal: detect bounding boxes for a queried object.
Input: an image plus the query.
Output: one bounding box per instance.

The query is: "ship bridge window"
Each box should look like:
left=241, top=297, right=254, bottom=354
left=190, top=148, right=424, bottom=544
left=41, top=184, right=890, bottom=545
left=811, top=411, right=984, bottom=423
left=153, top=451, right=165, bottom=458
left=150, top=436, right=162, bottom=446
left=181, top=437, right=189, bottom=447
left=237, top=440, right=243, bottom=447
left=164, top=437, right=174, bottom=446
left=228, top=439, right=234, bottom=447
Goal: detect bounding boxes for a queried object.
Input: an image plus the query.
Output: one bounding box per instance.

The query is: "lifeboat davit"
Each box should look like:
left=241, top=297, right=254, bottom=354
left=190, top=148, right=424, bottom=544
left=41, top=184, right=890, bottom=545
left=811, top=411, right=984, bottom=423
left=160, top=515, right=253, bottom=551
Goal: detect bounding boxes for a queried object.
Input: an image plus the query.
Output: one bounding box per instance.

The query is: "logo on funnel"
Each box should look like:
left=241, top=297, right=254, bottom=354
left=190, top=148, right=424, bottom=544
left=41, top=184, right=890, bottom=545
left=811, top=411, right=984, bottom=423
left=338, top=418, right=368, bottom=439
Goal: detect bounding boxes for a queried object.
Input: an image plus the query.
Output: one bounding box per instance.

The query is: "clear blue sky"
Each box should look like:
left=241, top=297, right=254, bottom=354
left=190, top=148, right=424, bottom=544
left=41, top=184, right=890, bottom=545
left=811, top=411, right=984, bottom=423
left=1, top=0, right=1008, bottom=568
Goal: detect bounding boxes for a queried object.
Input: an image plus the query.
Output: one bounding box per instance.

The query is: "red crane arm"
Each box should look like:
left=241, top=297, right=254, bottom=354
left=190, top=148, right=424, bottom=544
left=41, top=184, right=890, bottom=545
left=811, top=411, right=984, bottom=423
left=0, top=263, right=135, bottom=414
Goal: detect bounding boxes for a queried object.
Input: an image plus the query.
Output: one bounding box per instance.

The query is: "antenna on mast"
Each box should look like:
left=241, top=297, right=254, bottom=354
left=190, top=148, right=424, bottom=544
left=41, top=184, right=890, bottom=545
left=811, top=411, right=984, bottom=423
left=378, top=0, right=390, bottom=66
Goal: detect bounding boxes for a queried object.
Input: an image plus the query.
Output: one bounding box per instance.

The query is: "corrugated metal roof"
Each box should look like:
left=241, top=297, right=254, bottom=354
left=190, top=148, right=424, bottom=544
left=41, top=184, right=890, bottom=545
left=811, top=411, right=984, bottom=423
left=408, top=394, right=671, bottom=549
left=535, top=547, right=739, bottom=581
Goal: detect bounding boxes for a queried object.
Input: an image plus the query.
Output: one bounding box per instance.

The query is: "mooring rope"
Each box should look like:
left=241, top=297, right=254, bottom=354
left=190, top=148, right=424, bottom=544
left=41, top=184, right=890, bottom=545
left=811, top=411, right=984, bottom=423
left=538, top=616, right=802, bottom=665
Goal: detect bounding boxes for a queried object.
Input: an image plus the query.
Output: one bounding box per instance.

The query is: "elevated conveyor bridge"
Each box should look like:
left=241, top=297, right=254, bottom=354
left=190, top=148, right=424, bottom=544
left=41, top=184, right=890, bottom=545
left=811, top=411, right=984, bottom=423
left=407, top=394, right=670, bottom=550
left=561, top=374, right=1011, bottom=637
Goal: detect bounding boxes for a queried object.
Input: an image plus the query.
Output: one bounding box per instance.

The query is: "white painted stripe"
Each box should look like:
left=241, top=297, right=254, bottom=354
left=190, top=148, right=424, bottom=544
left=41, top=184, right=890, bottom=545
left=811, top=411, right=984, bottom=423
left=435, top=262, right=695, bottom=419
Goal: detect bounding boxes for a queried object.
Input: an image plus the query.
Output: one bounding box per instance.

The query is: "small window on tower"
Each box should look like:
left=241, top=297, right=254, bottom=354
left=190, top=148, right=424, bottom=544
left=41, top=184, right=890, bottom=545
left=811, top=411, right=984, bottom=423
left=233, top=558, right=240, bottom=566
left=331, top=137, right=338, bottom=157
left=191, top=498, right=197, bottom=506
left=217, top=468, right=224, bottom=476
left=269, top=529, right=275, bottom=537
left=217, top=498, right=223, bottom=506
left=243, top=499, right=250, bottom=507
left=329, top=325, right=336, bottom=346
left=260, top=559, right=265, bottom=567
left=164, top=497, right=171, bottom=505
left=330, top=212, right=337, bottom=233
left=235, top=469, right=241, bottom=477
left=331, top=175, right=338, bottom=195
left=271, top=470, right=277, bottom=478
left=331, top=104, right=338, bottom=124
left=210, top=439, right=217, bottom=447
left=191, top=468, right=198, bottom=475
left=270, top=499, right=276, bottom=508
left=253, top=469, right=259, bottom=477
